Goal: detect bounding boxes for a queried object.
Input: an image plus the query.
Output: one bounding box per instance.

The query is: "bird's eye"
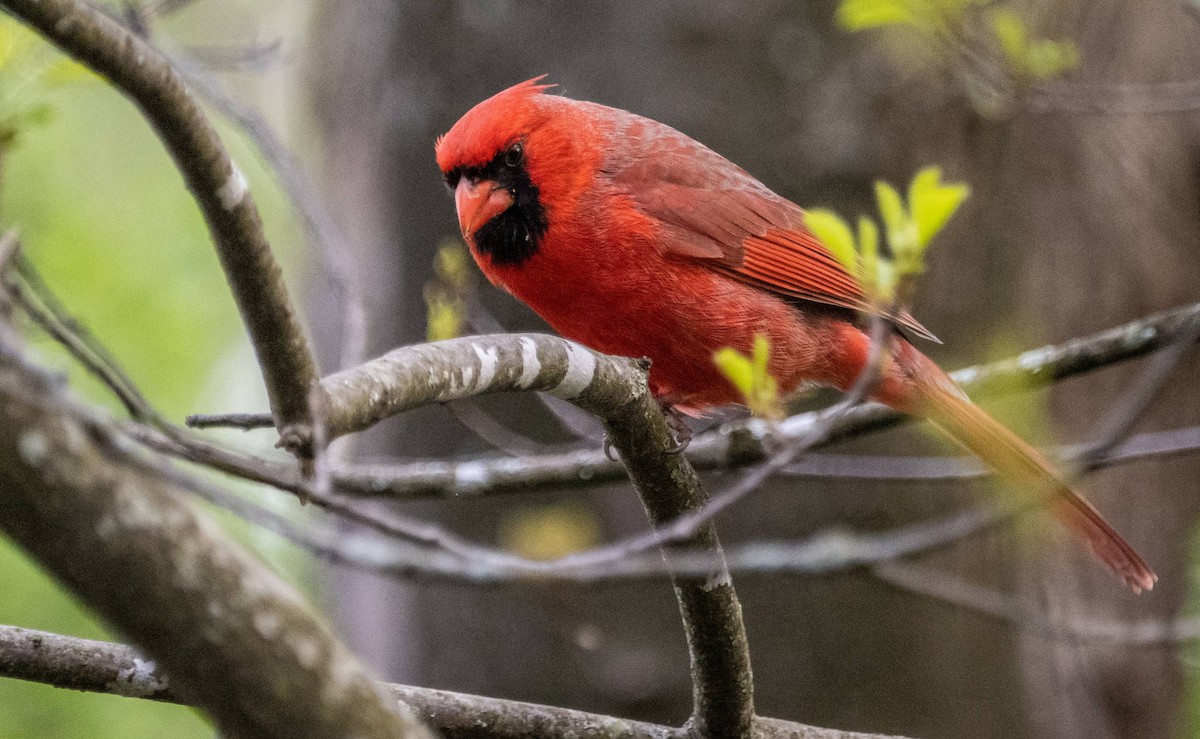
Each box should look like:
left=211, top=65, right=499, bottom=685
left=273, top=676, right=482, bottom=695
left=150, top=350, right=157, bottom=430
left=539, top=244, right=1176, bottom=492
left=504, top=143, right=524, bottom=168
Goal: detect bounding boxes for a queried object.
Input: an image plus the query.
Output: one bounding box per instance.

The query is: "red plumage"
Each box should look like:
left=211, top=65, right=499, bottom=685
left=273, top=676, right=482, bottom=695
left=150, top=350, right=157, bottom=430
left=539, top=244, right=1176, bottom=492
left=436, top=77, right=1156, bottom=592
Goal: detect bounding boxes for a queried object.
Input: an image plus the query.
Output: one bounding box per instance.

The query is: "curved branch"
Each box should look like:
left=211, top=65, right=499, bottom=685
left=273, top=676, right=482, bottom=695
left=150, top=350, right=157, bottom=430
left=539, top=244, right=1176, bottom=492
left=0, top=0, right=320, bottom=433
left=185, top=333, right=760, bottom=734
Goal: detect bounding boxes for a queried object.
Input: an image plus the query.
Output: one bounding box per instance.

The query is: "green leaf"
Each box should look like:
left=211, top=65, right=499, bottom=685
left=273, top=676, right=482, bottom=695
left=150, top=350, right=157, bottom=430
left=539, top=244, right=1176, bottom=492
left=990, top=8, right=1028, bottom=68
left=856, top=216, right=880, bottom=298
left=714, top=335, right=782, bottom=419
left=908, top=166, right=969, bottom=248
left=804, top=209, right=858, bottom=274
left=836, top=0, right=918, bottom=31
left=713, top=347, right=755, bottom=399
left=874, top=180, right=907, bottom=248
left=751, top=333, right=770, bottom=378
left=1025, top=40, right=1079, bottom=79
left=874, top=258, right=898, bottom=301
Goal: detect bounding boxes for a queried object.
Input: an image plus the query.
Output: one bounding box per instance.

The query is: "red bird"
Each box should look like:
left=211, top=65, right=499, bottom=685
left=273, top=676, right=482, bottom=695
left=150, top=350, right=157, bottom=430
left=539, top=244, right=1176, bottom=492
left=435, top=77, right=1155, bottom=592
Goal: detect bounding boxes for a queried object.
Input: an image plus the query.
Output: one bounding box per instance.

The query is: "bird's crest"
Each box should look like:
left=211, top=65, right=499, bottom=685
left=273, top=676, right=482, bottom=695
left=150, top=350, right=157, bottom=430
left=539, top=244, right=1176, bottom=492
left=436, top=76, right=555, bottom=173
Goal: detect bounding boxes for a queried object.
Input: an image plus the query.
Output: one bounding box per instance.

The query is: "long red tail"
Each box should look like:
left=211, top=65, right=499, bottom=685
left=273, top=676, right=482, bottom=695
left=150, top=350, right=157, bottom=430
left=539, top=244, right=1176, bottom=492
left=875, top=339, right=1157, bottom=593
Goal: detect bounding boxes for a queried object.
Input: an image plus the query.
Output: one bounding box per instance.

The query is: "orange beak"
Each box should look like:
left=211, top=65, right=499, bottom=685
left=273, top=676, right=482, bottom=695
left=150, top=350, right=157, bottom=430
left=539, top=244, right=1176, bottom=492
left=455, top=178, right=514, bottom=239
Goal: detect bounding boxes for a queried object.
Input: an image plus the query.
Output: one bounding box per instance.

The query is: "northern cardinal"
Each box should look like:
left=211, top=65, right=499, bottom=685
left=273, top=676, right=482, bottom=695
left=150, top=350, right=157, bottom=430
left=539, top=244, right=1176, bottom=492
left=435, top=77, right=1155, bottom=592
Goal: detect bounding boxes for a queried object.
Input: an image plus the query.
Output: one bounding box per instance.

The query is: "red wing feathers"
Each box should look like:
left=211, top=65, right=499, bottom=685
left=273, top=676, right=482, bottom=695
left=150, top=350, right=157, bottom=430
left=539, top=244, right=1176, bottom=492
left=605, top=114, right=937, bottom=342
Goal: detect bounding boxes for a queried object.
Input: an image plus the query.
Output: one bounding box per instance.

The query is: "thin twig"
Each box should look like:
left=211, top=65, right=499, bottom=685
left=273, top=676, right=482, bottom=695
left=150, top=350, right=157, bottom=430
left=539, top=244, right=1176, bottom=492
left=777, top=425, right=1200, bottom=481
left=873, top=561, right=1200, bottom=645
left=1075, top=312, right=1200, bottom=465
left=6, top=259, right=165, bottom=426
left=186, top=412, right=273, bottom=430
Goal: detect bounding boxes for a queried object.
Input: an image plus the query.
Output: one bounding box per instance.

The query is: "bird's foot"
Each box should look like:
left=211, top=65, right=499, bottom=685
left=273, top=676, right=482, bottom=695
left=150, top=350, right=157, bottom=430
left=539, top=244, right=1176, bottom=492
left=600, top=401, right=693, bottom=458
left=602, top=435, right=618, bottom=462
left=659, top=400, right=692, bottom=454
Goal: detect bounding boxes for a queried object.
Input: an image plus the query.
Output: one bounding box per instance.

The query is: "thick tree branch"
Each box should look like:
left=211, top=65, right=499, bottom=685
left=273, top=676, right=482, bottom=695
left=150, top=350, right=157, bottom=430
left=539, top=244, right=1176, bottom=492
left=0, top=355, right=430, bottom=738
left=0, top=0, right=321, bottom=433
left=0, top=625, right=892, bottom=739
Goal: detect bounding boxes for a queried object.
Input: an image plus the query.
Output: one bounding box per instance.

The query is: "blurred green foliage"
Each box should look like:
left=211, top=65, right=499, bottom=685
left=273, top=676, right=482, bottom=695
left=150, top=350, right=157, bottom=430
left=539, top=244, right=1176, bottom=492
left=837, top=0, right=1079, bottom=116
left=0, top=11, right=307, bottom=737
left=424, top=238, right=474, bottom=342
left=0, top=16, right=94, bottom=151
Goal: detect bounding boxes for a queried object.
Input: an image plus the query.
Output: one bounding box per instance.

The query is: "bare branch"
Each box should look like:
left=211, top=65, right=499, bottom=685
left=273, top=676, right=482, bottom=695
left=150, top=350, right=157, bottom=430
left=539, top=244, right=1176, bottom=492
left=873, top=561, right=1200, bottom=645
left=188, top=301, right=1199, bottom=501
left=0, top=625, right=895, bottom=739
left=593, top=361, right=754, bottom=737
left=777, top=425, right=1200, bottom=481
left=0, top=353, right=430, bottom=737
left=0, top=0, right=321, bottom=435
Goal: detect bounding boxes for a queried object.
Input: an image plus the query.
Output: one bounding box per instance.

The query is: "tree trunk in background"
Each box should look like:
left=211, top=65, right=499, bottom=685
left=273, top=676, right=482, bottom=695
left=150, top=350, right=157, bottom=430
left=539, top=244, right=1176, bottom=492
left=877, top=1, right=1200, bottom=736
left=307, top=1, right=1200, bottom=736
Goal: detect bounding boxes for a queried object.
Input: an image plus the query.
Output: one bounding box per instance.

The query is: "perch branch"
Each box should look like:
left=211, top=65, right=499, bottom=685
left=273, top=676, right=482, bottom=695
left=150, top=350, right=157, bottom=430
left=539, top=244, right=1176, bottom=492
left=185, top=300, right=1200, bottom=499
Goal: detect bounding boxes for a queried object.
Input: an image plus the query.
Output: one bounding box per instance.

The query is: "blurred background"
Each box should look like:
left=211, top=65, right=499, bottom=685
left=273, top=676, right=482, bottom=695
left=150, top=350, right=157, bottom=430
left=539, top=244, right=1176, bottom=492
left=1, top=0, right=1198, bottom=737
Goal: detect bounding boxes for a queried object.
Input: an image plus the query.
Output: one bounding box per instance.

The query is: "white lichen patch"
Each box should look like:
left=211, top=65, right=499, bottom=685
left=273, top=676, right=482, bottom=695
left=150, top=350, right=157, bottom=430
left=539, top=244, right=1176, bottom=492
left=472, top=344, right=499, bottom=392
left=17, top=431, right=49, bottom=467
left=216, top=164, right=248, bottom=210
left=284, top=630, right=324, bottom=670
left=701, top=570, right=732, bottom=592
left=253, top=610, right=284, bottom=640
left=552, top=342, right=597, bottom=400
left=96, top=481, right=191, bottom=542
left=451, top=362, right=478, bottom=398
left=1017, top=346, right=1053, bottom=372
left=516, top=337, right=542, bottom=389
left=107, top=657, right=168, bottom=698
left=453, top=461, right=489, bottom=490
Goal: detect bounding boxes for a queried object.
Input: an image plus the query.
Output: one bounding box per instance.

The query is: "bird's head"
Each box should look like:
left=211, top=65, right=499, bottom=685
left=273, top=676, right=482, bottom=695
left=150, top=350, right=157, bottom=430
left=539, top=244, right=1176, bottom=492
left=437, top=76, right=589, bottom=267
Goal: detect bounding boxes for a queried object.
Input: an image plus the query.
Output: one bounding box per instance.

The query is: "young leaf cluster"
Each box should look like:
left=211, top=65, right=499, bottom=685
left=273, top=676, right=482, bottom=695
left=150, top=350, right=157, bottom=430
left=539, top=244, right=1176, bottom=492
left=836, top=0, right=1079, bottom=113
left=989, top=8, right=1078, bottom=81
left=713, top=334, right=784, bottom=420
left=713, top=167, right=967, bottom=417
left=805, top=166, right=969, bottom=304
